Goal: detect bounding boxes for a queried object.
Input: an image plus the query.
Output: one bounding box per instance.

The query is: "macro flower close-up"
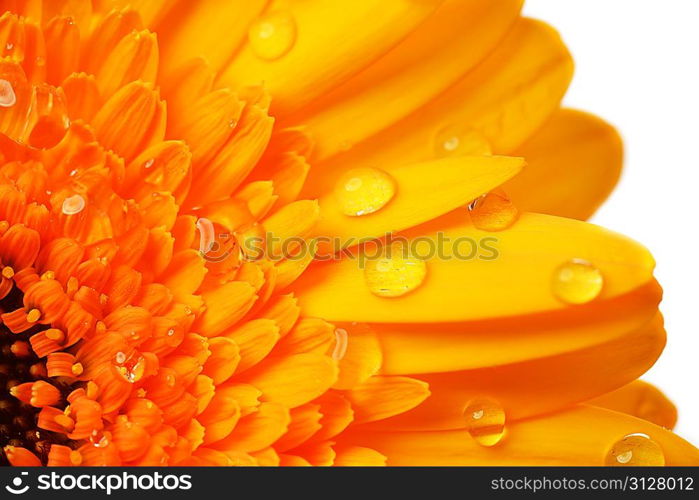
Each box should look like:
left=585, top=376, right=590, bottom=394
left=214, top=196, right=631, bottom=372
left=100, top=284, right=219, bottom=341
left=0, top=0, right=697, bottom=470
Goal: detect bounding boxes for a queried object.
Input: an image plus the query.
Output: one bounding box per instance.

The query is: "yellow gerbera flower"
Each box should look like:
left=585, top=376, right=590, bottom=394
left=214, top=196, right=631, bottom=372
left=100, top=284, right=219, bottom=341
left=0, top=0, right=696, bottom=467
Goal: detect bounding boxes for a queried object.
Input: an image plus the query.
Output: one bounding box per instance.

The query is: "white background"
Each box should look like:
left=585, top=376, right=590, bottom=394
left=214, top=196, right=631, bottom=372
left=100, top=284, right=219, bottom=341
left=523, top=0, right=699, bottom=443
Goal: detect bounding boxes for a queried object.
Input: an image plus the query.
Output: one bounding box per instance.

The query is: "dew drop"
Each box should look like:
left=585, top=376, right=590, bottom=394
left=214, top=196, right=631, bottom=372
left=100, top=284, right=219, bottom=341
left=434, top=125, right=491, bottom=157
left=0, top=79, right=17, bottom=108
left=143, top=158, right=155, bottom=169
left=248, top=10, right=296, bottom=60
left=116, top=354, right=146, bottom=383
left=468, top=191, right=519, bottom=231
left=5, top=42, right=13, bottom=50
left=114, top=351, right=127, bottom=365
left=334, top=167, right=396, bottom=216
left=61, top=194, right=86, bottom=215
left=605, top=433, right=665, bottom=466
left=552, top=258, right=604, bottom=305
left=364, top=244, right=426, bottom=298
left=332, top=328, right=348, bottom=361
left=463, top=398, right=506, bottom=447
left=89, top=430, right=109, bottom=448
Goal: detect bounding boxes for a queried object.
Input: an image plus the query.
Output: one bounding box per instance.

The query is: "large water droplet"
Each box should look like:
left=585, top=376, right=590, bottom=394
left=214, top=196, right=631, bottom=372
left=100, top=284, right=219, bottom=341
left=468, top=191, right=519, bottom=231
left=364, top=244, right=426, bottom=298
left=0, top=79, right=17, bottom=107
left=605, top=433, right=665, bottom=466
left=61, top=194, right=86, bottom=215
left=248, top=11, right=296, bottom=60
left=335, top=167, right=396, bottom=216
left=552, top=258, right=604, bottom=305
left=463, top=398, right=506, bottom=446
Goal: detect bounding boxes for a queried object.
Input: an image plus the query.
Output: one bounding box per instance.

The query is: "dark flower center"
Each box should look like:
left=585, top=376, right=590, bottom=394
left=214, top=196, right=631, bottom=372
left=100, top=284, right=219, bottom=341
left=0, top=285, right=76, bottom=466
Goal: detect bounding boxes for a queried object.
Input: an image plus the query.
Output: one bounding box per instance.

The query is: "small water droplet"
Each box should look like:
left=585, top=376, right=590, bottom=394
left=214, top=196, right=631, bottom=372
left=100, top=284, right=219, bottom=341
left=364, top=244, right=426, bottom=298
left=89, top=430, right=109, bottom=448
left=61, top=194, right=86, bottom=215
left=468, top=191, right=519, bottom=231
left=115, top=353, right=146, bottom=383
left=5, top=42, right=14, bottom=50
left=114, top=352, right=126, bottom=365
left=332, top=328, right=348, bottom=361
left=606, top=433, right=665, bottom=466
left=248, top=10, right=296, bottom=60
left=463, top=398, right=506, bottom=447
left=552, top=258, right=604, bottom=305
left=434, top=126, right=491, bottom=157
left=334, top=167, right=396, bottom=216
left=167, top=328, right=175, bottom=337
left=143, top=158, right=155, bottom=169
left=0, top=79, right=17, bottom=107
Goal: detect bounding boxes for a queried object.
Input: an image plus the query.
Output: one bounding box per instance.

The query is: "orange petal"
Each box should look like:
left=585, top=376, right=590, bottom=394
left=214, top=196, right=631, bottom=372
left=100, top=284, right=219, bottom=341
left=239, top=353, right=338, bottom=408
left=345, top=375, right=430, bottom=424
left=212, top=402, right=289, bottom=453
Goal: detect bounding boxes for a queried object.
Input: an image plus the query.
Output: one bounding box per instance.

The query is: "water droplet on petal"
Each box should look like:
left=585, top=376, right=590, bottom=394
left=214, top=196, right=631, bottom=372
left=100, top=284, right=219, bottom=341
left=0, top=79, right=17, bottom=107
left=335, top=167, right=396, bottom=216
left=61, top=194, right=86, bottom=215
left=249, top=11, right=296, bottom=60
left=552, top=258, right=604, bottom=305
left=143, top=158, right=155, bottom=169
left=434, top=125, right=491, bottom=157
left=90, top=429, right=109, bottom=448
left=463, top=398, right=506, bottom=447
left=5, top=42, right=13, bottom=50
left=114, top=352, right=127, bottom=365
left=606, top=433, right=665, bottom=466
left=332, top=328, right=349, bottom=361
left=364, top=244, right=426, bottom=298
left=468, top=191, right=519, bottom=231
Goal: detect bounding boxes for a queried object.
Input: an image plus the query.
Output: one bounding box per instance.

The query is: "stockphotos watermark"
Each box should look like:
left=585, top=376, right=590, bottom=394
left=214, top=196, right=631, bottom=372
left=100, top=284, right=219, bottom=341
left=197, top=218, right=500, bottom=267
left=3, top=470, right=192, bottom=496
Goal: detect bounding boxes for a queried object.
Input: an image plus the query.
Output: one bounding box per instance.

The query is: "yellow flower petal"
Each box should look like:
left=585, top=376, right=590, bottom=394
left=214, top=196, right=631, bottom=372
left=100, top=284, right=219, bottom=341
left=294, top=213, right=655, bottom=322
left=306, top=17, right=571, bottom=163
left=290, top=0, right=521, bottom=161
left=157, top=0, right=267, bottom=74
left=314, top=156, right=524, bottom=246
left=219, top=0, right=442, bottom=115
left=377, top=281, right=661, bottom=374
left=340, top=405, right=699, bottom=465
left=367, top=314, right=664, bottom=431
left=588, top=380, right=678, bottom=430
left=506, top=108, right=623, bottom=220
